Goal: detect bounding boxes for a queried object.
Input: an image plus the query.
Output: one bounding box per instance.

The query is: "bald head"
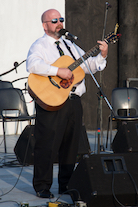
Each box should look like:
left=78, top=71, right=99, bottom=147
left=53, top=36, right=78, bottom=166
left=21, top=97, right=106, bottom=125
left=41, top=9, right=61, bottom=23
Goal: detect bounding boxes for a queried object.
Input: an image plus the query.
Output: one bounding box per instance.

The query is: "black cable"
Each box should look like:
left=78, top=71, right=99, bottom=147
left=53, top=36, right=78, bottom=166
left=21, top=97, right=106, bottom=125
left=2, top=156, right=22, bottom=168
left=55, top=189, right=81, bottom=204
left=13, top=87, right=34, bottom=105
left=0, top=60, right=26, bottom=77
left=112, top=172, right=126, bottom=207
left=11, top=77, right=28, bottom=83
left=125, top=170, right=138, bottom=205
left=0, top=164, right=24, bottom=198
left=0, top=127, right=32, bottom=198
left=0, top=200, right=20, bottom=205
left=112, top=170, right=138, bottom=207
left=12, top=77, right=34, bottom=104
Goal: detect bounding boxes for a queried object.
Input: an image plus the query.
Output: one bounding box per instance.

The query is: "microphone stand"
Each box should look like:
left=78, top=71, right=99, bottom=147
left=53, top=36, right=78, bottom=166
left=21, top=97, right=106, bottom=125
left=69, top=37, right=113, bottom=154
left=98, top=2, right=111, bottom=152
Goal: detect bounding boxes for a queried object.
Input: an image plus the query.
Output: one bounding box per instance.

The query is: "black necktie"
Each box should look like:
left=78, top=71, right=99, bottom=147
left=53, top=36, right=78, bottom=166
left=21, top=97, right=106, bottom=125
left=55, top=41, right=64, bottom=56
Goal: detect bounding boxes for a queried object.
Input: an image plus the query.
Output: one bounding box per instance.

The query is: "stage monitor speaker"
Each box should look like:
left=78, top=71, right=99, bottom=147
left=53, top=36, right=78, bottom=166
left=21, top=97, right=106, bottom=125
left=112, top=122, right=138, bottom=153
left=14, top=124, right=90, bottom=165
left=67, top=153, right=138, bottom=207
left=14, top=125, right=35, bottom=165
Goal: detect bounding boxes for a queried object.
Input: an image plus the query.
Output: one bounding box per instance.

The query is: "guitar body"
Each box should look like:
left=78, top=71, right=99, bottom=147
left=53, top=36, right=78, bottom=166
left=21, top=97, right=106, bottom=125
left=28, top=55, right=85, bottom=111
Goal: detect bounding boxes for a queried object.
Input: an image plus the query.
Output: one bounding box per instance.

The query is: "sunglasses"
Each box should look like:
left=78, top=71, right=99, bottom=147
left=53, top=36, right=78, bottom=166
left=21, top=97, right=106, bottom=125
left=44, top=17, right=64, bottom=24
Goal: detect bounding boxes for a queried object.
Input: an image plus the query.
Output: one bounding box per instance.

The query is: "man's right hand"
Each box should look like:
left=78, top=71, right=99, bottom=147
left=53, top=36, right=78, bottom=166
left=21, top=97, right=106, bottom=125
left=57, top=68, right=72, bottom=80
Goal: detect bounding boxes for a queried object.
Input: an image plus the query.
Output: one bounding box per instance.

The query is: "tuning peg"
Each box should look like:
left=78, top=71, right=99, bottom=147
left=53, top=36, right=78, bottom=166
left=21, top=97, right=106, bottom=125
left=114, top=23, right=119, bottom=35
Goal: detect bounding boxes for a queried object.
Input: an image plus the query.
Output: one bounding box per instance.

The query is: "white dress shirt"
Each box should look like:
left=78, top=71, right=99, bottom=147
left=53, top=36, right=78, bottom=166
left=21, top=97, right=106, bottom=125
left=26, top=33, right=107, bottom=97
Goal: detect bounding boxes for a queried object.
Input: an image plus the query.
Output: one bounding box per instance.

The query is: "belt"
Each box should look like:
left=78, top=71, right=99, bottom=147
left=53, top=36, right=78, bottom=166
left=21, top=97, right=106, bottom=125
left=68, top=94, right=80, bottom=100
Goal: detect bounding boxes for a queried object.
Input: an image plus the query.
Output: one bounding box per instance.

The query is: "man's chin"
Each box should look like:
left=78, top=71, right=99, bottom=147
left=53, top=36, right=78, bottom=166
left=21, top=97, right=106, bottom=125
left=56, top=33, right=61, bottom=38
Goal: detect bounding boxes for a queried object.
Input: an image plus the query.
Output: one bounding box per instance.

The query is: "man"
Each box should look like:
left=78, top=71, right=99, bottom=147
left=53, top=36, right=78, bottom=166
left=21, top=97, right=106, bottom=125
left=26, top=9, right=108, bottom=198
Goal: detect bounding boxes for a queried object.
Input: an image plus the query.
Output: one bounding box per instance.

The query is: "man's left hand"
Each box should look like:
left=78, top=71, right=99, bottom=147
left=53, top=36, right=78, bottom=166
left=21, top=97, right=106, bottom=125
left=97, top=40, right=108, bottom=58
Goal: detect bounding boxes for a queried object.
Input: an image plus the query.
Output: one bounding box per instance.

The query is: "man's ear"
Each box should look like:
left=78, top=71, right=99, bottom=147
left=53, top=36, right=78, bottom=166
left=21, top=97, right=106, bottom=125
left=42, top=23, right=47, bottom=31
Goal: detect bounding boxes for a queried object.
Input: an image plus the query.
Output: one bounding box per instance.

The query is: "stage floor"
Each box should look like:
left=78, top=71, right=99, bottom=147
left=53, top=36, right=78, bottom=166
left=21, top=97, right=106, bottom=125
left=0, top=130, right=116, bottom=207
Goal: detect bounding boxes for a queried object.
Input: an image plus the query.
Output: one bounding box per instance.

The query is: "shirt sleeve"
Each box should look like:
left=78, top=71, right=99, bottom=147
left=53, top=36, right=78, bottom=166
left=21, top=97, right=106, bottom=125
left=26, top=43, right=58, bottom=77
left=70, top=43, right=107, bottom=75
left=80, top=52, right=107, bottom=74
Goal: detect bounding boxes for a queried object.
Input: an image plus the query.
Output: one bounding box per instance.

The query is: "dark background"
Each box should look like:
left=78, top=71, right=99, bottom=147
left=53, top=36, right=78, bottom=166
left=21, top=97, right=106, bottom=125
left=65, top=0, right=138, bottom=130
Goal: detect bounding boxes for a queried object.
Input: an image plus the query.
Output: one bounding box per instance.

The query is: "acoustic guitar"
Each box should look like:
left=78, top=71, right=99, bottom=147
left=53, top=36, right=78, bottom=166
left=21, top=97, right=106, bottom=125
left=28, top=27, right=121, bottom=111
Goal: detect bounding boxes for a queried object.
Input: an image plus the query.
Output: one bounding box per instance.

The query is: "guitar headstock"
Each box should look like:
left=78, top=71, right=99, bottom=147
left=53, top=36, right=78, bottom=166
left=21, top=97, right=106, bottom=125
left=104, top=23, right=121, bottom=44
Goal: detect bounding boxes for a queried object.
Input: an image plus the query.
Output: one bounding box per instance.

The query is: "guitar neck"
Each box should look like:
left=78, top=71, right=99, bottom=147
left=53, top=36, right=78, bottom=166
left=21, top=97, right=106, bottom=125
left=67, top=29, right=121, bottom=71
left=68, top=44, right=99, bottom=71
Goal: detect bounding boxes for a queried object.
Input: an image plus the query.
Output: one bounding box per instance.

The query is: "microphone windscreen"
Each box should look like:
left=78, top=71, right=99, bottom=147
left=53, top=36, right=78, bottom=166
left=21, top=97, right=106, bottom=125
left=58, top=28, right=68, bottom=36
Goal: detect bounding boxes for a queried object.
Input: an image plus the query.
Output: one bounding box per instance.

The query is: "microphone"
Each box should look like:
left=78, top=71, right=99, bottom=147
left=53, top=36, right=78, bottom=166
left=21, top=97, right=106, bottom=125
left=106, top=2, right=112, bottom=8
left=59, top=29, right=79, bottom=40
left=14, top=61, right=19, bottom=73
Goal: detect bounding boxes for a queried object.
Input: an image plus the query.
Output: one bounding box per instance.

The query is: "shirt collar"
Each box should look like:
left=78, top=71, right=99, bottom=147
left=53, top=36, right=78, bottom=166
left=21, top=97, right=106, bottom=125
left=44, top=33, right=64, bottom=45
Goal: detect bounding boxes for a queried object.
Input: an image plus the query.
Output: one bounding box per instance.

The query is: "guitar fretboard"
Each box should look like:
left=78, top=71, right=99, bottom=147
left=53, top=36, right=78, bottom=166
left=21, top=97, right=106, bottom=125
left=68, top=44, right=99, bottom=71
left=67, top=30, right=121, bottom=71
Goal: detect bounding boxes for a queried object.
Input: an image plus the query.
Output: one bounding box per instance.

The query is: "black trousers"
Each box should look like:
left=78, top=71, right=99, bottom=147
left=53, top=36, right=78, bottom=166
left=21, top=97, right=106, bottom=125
left=33, top=95, right=83, bottom=193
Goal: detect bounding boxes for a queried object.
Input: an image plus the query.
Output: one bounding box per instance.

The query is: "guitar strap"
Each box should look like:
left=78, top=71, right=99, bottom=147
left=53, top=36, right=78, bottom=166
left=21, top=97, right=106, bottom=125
left=63, top=40, right=78, bottom=92
left=63, top=40, right=76, bottom=61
